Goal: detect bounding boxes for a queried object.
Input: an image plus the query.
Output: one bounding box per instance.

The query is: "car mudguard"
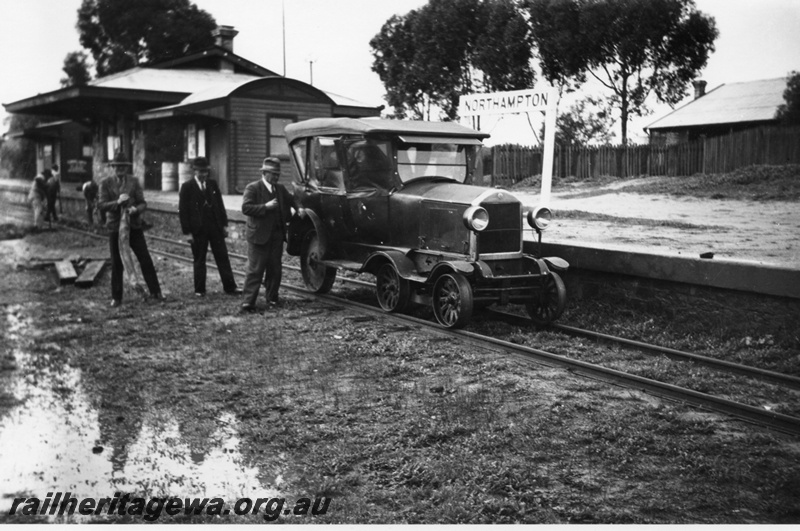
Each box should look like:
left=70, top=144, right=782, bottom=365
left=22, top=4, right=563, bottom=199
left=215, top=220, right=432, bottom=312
left=543, top=256, right=569, bottom=271
left=362, top=250, right=418, bottom=280
left=287, top=209, right=327, bottom=257
left=427, top=260, right=475, bottom=284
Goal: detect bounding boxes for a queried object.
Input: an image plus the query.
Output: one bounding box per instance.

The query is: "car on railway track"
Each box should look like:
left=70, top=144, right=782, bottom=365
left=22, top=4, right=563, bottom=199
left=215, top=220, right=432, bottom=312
left=284, top=117, right=568, bottom=328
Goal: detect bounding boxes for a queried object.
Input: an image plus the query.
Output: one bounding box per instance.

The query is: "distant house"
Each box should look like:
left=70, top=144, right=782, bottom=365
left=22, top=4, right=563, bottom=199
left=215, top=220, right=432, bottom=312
left=3, top=26, right=381, bottom=193
left=645, top=77, right=788, bottom=145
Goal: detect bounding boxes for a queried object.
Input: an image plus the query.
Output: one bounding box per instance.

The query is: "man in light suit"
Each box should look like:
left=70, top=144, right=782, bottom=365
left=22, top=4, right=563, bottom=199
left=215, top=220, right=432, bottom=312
left=179, top=156, right=240, bottom=297
left=239, top=157, right=294, bottom=313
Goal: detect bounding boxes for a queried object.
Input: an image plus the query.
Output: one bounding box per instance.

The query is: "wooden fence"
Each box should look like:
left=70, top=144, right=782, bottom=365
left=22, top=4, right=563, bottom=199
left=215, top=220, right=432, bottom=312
left=489, top=125, right=800, bottom=185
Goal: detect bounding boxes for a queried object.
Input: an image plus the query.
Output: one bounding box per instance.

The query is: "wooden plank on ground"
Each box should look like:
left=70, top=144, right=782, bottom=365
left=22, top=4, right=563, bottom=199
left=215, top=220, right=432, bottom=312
left=54, top=260, right=77, bottom=285
left=75, top=260, right=106, bottom=288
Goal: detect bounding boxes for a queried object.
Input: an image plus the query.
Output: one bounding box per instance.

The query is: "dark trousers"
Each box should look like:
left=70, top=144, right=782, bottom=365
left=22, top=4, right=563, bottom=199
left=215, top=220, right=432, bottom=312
left=242, top=232, right=284, bottom=306
left=44, top=195, right=58, bottom=221
left=191, top=229, right=237, bottom=294
left=109, top=229, right=161, bottom=301
left=85, top=198, right=105, bottom=225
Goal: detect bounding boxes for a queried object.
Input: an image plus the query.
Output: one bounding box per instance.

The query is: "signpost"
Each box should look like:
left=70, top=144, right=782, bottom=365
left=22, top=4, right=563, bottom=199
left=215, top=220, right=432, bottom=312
left=459, top=86, right=557, bottom=203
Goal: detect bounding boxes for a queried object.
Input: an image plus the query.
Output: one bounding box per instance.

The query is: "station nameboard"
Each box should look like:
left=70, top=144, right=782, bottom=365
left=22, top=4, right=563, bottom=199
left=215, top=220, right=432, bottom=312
left=458, top=88, right=555, bottom=117
left=459, top=85, right=558, bottom=204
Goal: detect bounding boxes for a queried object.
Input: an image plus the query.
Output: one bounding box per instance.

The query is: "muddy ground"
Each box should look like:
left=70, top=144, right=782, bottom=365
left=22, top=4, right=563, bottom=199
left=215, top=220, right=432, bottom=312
left=1, top=222, right=799, bottom=524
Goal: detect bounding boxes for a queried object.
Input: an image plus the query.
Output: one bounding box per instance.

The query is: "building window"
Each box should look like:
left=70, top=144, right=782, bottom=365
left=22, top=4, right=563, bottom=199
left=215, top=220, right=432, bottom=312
left=268, top=115, right=296, bottom=158
left=197, top=128, right=206, bottom=158
left=106, top=136, right=120, bottom=161
left=185, top=124, right=207, bottom=159
left=82, top=134, right=93, bottom=158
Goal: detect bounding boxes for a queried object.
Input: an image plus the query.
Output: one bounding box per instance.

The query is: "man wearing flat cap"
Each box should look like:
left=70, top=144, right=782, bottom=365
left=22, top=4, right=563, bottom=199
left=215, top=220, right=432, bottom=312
left=239, top=156, right=294, bottom=313
left=98, top=151, right=164, bottom=307
left=179, top=156, right=240, bottom=297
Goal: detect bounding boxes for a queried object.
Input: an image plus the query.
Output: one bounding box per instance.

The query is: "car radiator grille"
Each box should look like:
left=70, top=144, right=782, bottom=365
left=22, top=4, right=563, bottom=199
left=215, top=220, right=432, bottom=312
left=477, top=203, right=521, bottom=254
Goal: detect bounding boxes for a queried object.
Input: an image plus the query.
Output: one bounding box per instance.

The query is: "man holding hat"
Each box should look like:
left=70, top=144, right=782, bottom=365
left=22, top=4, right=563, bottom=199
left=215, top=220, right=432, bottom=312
left=98, top=152, right=165, bottom=307
left=179, top=156, right=240, bottom=297
left=240, top=156, right=294, bottom=313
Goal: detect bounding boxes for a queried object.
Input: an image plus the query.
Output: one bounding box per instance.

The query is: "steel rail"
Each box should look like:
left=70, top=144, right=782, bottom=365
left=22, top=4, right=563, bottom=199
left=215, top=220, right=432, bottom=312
left=488, top=308, right=800, bottom=390
left=17, top=219, right=800, bottom=437
left=310, top=294, right=800, bottom=437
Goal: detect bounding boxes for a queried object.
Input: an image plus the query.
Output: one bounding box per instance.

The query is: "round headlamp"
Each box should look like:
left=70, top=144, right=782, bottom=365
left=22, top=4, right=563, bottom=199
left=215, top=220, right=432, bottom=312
left=463, top=206, right=489, bottom=232
left=527, top=206, right=553, bottom=232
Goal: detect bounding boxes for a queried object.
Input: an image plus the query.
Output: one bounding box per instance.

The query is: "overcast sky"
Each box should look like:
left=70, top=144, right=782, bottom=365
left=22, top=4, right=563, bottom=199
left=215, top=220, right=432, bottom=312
left=1, top=0, right=798, bottom=144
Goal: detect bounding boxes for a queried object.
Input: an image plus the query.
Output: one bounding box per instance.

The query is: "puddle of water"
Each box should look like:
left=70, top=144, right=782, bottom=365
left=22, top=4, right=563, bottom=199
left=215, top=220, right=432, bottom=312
left=0, top=305, right=281, bottom=521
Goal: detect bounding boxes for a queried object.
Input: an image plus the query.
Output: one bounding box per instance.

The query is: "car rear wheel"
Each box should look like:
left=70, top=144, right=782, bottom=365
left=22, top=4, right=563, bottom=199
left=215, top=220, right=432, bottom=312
left=301, top=230, right=336, bottom=293
left=432, top=273, right=473, bottom=329
left=526, top=271, right=566, bottom=326
left=376, top=263, right=410, bottom=313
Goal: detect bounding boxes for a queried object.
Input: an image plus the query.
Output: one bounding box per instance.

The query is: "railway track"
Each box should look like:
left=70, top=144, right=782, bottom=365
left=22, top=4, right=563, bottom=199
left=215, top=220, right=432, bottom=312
left=4, top=207, right=800, bottom=437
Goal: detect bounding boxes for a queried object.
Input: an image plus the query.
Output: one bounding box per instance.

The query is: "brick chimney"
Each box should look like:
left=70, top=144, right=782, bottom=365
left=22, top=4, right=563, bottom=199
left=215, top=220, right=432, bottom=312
left=693, top=80, right=707, bottom=100
left=212, top=26, right=239, bottom=52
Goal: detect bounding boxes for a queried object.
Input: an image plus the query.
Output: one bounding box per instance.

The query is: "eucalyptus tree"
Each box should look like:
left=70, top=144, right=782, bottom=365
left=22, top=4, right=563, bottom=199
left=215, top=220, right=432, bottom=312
left=776, top=71, right=800, bottom=126
left=371, top=0, right=535, bottom=120
left=526, top=0, right=717, bottom=144
left=76, top=0, right=217, bottom=76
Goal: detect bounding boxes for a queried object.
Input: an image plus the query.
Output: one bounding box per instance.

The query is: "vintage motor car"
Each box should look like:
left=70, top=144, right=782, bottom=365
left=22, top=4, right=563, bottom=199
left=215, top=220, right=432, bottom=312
left=284, top=117, right=568, bottom=328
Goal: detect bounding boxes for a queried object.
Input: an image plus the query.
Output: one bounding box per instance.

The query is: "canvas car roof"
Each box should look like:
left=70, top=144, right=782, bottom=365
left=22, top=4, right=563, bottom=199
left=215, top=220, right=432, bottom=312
left=284, top=118, right=490, bottom=144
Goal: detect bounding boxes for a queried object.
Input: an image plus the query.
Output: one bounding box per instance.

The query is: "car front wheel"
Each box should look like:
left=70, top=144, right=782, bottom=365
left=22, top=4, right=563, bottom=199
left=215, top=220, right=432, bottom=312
left=526, top=271, right=566, bottom=326
left=376, top=263, right=410, bottom=313
left=432, top=273, right=473, bottom=329
left=300, top=230, right=336, bottom=293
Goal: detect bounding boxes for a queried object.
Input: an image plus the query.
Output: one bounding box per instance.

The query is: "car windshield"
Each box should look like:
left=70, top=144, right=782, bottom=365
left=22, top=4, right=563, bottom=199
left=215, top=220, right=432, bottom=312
left=396, top=142, right=470, bottom=184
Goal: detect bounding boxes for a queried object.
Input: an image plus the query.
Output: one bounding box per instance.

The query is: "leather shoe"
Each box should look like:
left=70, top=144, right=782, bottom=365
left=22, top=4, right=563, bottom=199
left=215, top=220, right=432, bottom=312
left=151, top=292, right=167, bottom=302
left=225, top=287, right=243, bottom=295
left=110, top=299, right=122, bottom=308
left=239, top=304, right=256, bottom=314
left=195, top=292, right=205, bottom=297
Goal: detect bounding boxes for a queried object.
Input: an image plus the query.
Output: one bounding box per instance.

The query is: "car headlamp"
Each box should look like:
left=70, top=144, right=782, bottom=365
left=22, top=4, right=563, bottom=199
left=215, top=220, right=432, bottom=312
left=527, top=206, right=552, bottom=232
left=463, top=206, right=489, bottom=232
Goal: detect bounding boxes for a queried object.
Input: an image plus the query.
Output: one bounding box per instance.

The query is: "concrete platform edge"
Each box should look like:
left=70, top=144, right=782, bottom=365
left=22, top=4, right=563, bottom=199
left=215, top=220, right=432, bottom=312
left=532, top=241, right=800, bottom=300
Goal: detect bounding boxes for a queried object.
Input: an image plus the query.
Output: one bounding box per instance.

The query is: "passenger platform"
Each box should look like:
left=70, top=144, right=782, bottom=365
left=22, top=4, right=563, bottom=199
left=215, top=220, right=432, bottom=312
left=2, top=178, right=798, bottom=300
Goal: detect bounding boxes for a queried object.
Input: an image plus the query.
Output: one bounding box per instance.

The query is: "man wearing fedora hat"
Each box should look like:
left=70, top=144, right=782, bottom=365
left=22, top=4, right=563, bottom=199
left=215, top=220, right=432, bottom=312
left=98, top=151, right=165, bottom=307
left=239, top=156, right=294, bottom=313
left=179, top=156, right=240, bottom=297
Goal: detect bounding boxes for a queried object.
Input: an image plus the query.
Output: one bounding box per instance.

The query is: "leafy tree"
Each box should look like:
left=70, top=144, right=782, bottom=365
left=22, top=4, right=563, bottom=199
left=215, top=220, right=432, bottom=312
left=0, top=115, right=42, bottom=180
left=548, top=96, right=615, bottom=145
left=527, top=0, right=718, bottom=144
left=371, top=0, right=535, bottom=120
left=776, top=71, right=800, bottom=126
left=60, top=51, right=92, bottom=88
left=76, top=0, right=217, bottom=77
left=473, top=0, right=536, bottom=92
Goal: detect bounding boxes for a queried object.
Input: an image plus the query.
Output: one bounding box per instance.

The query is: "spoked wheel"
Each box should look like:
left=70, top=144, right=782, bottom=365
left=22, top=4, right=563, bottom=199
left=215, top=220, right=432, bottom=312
left=432, top=273, right=473, bottom=329
left=300, top=230, right=336, bottom=293
left=526, top=271, right=566, bottom=326
left=375, top=263, right=410, bottom=313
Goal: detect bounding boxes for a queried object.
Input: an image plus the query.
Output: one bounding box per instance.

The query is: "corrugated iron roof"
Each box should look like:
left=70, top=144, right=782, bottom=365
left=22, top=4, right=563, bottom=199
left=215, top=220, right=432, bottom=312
left=646, top=77, right=787, bottom=130
left=138, top=78, right=378, bottom=120
left=90, top=67, right=261, bottom=94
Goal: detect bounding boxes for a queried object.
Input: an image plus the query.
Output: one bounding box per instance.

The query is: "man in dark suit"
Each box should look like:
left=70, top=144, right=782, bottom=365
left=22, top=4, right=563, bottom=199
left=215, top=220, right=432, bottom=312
left=240, top=157, right=294, bottom=313
left=179, top=156, right=240, bottom=297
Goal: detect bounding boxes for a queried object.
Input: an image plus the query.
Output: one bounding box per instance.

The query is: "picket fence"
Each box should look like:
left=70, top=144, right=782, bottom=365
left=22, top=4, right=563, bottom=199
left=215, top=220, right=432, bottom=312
left=489, top=125, right=800, bottom=185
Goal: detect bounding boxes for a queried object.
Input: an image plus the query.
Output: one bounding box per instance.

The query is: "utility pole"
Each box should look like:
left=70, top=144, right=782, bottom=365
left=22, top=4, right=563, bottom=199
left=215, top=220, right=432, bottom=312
left=282, top=0, right=286, bottom=76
